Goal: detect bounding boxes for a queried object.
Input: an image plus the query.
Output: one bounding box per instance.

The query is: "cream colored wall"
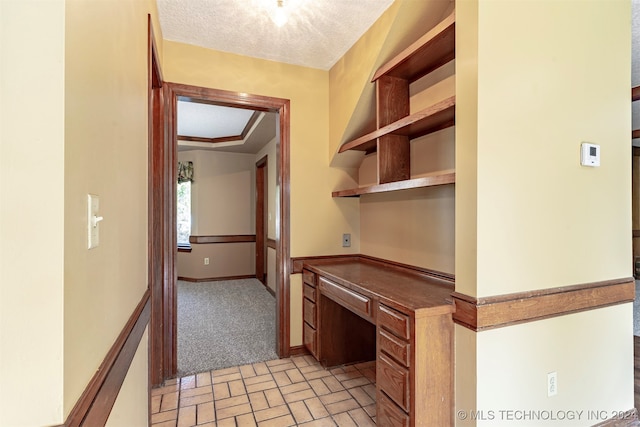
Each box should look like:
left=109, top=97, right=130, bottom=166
left=357, top=62, right=456, bottom=272
left=177, top=150, right=257, bottom=278
left=0, top=1, right=65, bottom=425
left=64, top=0, right=160, bottom=420
left=163, top=42, right=360, bottom=346
left=106, top=328, right=149, bottom=427
left=455, top=0, right=633, bottom=424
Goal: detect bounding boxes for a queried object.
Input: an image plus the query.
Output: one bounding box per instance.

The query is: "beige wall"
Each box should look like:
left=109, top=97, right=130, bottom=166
left=2, top=0, right=159, bottom=424
left=0, top=1, right=65, bottom=424
left=456, top=0, right=633, bottom=424
left=177, top=150, right=257, bottom=279
left=163, top=42, right=360, bottom=346
left=63, top=0, right=159, bottom=419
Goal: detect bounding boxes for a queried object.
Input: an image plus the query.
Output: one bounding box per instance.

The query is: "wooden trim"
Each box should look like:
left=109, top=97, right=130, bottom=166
left=256, top=155, right=267, bottom=285
left=290, top=254, right=455, bottom=285
left=634, top=147, right=640, bottom=157
left=164, top=82, right=291, bottom=370
left=177, top=134, right=241, bottom=144
left=633, top=130, right=640, bottom=140
left=332, top=173, right=455, bottom=197
left=592, top=408, right=638, bottom=427
left=147, top=14, right=166, bottom=387
left=289, top=345, right=310, bottom=356
left=242, top=111, right=262, bottom=139
left=290, top=255, right=361, bottom=274
left=633, top=86, right=640, bottom=102
left=178, top=275, right=255, bottom=282
left=177, top=246, right=192, bottom=253
left=189, top=235, right=256, bottom=244
left=263, top=284, right=276, bottom=297
left=65, top=290, right=150, bottom=427
left=267, top=238, right=276, bottom=249
left=358, top=254, right=455, bottom=283
left=633, top=230, right=640, bottom=238
left=452, top=277, right=635, bottom=331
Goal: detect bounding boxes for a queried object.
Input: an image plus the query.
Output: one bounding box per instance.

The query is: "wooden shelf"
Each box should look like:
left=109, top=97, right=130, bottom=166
left=332, top=171, right=455, bottom=198
left=338, top=96, right=455, bottom=153
left=372, top=11, right=455, bottom=83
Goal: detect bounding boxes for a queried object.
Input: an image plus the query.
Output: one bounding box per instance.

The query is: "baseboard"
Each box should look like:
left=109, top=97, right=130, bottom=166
left=178, top=275, right=255, bottom=282
left=592, top=408, right=639, bottom=426
left=289, top=345, right=309, bottom=356
left=64, top=289, right=150, bottom=427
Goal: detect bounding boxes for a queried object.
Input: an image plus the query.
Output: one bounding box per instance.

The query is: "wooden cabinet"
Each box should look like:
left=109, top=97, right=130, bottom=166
left=303, top=257, right=454, bottom=426
left=302, top=269, right=318, bottom=358
left=333, top=11, right=456, bottom=198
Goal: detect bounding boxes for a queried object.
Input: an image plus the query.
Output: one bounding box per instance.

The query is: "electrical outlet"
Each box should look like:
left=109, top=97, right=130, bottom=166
left=204, top=257, right=210, bottom=265
left=547, top=372, right=557, bottom=397
left=342, top=233, right=351, bottom=247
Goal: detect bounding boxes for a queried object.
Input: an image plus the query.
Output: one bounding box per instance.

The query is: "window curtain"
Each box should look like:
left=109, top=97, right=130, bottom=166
left=178, top=161, right=194, bottom=183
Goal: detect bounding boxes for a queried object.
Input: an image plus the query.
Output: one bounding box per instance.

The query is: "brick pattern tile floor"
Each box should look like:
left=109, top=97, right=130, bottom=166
left=151, top=355, right=377, bottom=427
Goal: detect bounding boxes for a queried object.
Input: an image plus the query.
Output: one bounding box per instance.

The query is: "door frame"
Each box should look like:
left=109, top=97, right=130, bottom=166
left=151, top=82, right=291, bottom=381
left=255, top=155, right=268, bottom=285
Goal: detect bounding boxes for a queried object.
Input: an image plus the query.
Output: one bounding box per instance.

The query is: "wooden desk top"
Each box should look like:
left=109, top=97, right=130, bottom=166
left=303, top=257, right=455, bottom=316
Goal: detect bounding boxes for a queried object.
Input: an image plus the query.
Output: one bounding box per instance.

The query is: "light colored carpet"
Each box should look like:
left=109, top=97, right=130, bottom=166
left=177, top=278, right=277, bottom=376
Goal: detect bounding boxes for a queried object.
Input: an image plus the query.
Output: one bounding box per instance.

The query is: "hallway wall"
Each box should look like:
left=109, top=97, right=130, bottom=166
left=177, top=150, right=256, bottom=279
left=1, top=0, right=162, bottom=424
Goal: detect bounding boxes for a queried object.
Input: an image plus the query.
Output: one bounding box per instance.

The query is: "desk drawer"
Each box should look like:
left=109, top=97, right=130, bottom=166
left=303, top=322, right=317, bottom=357
left=302, top=269, right=316, bottom=286
left=303, top=298, right=316, bottom=328
left=303, top=283, right=316, bottom=302
left=319, top=276, right=372, bottom=320
left=379, top=304, right=410, bottom=340
left=378, top=353, right=410, bottom=412
left=377, top=392, right=409, bottom=427
left=379, top=328, right=410, bottom=367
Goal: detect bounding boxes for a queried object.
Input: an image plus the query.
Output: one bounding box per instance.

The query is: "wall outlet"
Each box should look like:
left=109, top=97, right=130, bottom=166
left=204, top=257, right=210, bottom=265
left=547, top=371, right=557, bottom=397
left=342, top=233, right=351, bottom=247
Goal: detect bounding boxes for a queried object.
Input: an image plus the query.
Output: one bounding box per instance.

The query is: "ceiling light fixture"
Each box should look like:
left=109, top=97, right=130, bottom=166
left=273, top=0, right=288, bottom=27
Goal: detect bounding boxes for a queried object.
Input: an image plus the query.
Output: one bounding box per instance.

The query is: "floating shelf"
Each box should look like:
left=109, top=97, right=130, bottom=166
left=338, top=96, right=455, bottom=153
left=332, top=171, right=455, bottom=198
left=372, top=11, right=455, bottom=83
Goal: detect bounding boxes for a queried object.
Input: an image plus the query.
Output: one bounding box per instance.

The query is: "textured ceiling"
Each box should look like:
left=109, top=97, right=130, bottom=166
left=157, top=0, right=395, bottom=70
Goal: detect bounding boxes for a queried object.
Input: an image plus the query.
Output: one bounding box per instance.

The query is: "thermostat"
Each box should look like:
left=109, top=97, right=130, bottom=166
left=580, top=143, right=600, bottom=167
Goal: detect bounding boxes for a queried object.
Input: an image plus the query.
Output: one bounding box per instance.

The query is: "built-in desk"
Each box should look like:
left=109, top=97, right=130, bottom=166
left=302, top=257, right=454, bottom=426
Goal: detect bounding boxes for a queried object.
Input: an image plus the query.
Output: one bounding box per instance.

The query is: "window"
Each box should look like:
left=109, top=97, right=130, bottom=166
left=177, top=181, right=191, bottom=246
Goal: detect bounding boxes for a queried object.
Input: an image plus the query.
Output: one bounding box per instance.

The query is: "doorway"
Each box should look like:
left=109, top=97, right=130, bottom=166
left=150, top=82, right=291, bottom=385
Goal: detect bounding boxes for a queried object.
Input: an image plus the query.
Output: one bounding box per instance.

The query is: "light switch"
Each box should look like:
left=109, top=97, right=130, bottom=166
left=88, top=194, right=103, bottom=249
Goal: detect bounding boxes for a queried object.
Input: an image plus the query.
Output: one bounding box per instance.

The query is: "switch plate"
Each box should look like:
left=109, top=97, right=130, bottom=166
left=204, top=257, right=210, bottom=265
left=342, top=233, right=351, bottom=247
left=88, top=194, right=100, bottom=249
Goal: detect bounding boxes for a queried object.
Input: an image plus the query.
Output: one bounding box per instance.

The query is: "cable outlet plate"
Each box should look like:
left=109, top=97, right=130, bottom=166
left=342, top=233, right=351, bottom=247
